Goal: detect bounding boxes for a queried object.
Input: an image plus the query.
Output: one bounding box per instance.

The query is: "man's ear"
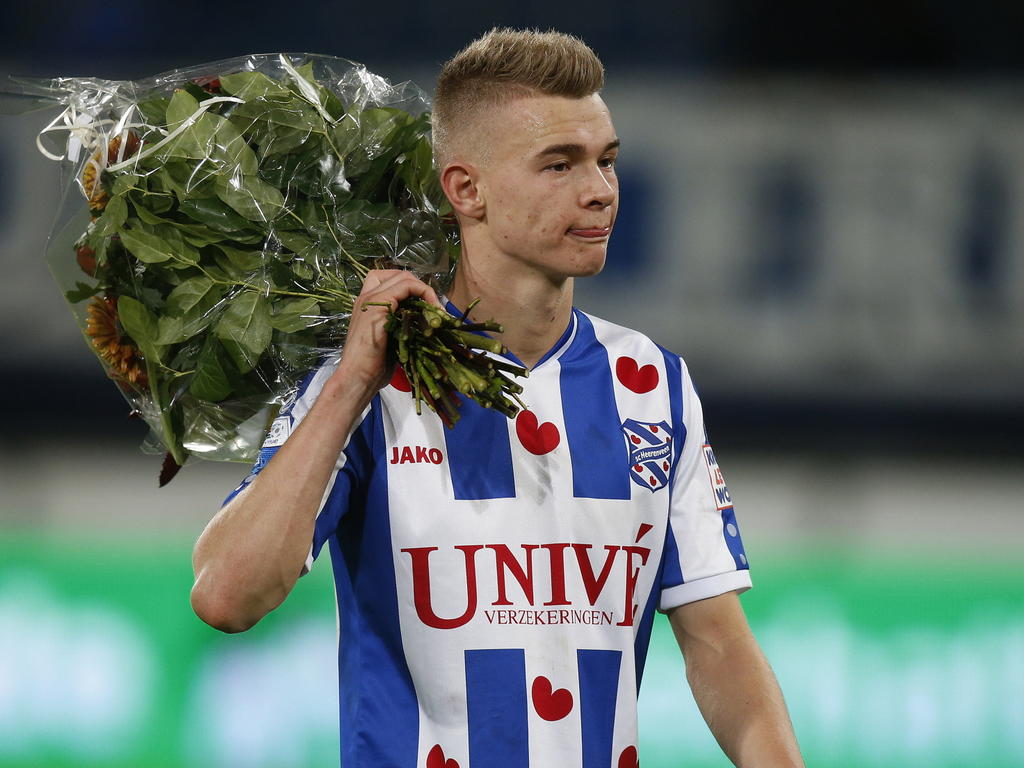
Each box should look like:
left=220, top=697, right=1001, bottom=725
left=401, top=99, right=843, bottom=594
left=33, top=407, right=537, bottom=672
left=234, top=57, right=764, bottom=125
left=440, top=162, right=485, bottom=220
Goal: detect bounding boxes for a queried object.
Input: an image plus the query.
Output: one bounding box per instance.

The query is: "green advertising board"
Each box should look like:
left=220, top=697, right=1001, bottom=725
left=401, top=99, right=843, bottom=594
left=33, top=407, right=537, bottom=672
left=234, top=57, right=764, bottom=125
left=1, top=533, right=1021, bottom=768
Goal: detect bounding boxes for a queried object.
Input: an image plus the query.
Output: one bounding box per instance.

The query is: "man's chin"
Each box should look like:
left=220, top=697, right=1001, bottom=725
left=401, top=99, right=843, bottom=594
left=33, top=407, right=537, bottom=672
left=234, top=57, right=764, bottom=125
left=572, top=251, right=608, bottom=278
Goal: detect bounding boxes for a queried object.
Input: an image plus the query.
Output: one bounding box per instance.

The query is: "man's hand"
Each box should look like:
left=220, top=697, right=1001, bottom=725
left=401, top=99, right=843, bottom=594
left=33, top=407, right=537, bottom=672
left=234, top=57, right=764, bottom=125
left=333, top=269, right=442, bottom=403
left=668, top=592, right=804, bottom=768
left=190, top=269, right=439, bottom=634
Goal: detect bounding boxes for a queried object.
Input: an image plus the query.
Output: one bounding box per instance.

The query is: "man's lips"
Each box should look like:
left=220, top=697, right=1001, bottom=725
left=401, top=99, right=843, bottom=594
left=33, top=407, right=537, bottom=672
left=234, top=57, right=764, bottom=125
left=568, top=227, right=611, bottom=238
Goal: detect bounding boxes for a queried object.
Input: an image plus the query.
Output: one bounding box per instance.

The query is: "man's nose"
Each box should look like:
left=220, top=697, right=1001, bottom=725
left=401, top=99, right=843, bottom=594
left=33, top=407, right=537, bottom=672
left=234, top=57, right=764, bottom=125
left=583, top=167, right=617, bottom=208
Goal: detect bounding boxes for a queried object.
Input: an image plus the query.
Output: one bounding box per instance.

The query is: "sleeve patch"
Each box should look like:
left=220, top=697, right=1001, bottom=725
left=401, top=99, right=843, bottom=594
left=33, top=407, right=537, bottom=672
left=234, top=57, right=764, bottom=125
left=264, top=415, right=292, bottom=447
left=702, top=443, right=733, bottom=510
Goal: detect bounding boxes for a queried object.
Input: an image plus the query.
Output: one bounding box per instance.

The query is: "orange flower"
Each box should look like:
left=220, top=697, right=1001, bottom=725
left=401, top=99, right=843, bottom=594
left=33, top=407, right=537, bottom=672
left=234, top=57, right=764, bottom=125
left=85, top=296, right=148, bottom=387
left=80, top=132, right=141, bottom=212
left=76, top=245, right=97, bottom=276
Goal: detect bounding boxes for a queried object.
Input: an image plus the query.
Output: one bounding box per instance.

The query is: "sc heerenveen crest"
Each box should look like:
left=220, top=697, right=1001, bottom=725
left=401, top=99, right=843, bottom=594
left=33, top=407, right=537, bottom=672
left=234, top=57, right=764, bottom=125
left=621, top=418, right=673, bottom=492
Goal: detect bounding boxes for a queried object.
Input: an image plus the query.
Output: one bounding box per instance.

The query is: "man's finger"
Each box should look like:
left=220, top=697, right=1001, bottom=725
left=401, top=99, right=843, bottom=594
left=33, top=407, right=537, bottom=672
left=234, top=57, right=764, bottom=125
left=357, top=271, right=442, bottom=310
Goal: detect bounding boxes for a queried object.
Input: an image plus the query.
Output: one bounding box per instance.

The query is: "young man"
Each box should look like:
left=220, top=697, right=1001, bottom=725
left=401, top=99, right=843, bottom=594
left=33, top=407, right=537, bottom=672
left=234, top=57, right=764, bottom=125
left=191, top=29, right=804, bottom=768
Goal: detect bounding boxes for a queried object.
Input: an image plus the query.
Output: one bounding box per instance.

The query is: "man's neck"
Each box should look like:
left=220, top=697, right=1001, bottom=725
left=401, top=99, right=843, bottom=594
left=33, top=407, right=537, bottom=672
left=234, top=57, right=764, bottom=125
left=446, top=251, right=574, bottom=370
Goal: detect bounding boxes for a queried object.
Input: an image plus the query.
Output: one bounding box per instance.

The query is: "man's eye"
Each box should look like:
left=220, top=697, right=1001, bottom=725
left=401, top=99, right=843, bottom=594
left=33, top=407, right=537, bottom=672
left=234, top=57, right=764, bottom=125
left=547, top=162, right=570, bottom=172
left=599, top=156, right=617, bottom=169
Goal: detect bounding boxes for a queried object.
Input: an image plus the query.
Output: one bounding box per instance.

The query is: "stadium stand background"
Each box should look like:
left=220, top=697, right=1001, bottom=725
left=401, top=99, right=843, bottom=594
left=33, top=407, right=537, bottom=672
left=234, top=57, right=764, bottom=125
left=2, top=3, right=1022, bottom=767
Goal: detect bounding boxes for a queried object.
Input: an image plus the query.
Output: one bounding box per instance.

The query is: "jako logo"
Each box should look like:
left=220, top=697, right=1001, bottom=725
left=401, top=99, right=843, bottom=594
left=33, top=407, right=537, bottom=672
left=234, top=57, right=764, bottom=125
left=390, top=445, right=444, bottom=465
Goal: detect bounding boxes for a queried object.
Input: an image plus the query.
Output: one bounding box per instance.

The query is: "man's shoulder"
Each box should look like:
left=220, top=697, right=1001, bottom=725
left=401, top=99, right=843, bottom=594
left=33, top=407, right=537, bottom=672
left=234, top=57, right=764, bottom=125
left=573, top=307, right=682, bottom=364
left=282, top=353, right=343, bottom=419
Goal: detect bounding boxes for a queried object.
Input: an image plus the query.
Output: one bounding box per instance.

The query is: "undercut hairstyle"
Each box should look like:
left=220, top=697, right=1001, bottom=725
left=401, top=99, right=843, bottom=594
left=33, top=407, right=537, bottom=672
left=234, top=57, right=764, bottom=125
left=433, top=28, right=605, bottom=167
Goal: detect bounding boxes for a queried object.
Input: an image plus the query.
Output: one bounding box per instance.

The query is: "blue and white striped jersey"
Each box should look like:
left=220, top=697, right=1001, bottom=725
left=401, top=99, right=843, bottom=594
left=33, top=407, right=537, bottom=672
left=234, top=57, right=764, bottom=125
left=227, top=306, right=751, bottom=767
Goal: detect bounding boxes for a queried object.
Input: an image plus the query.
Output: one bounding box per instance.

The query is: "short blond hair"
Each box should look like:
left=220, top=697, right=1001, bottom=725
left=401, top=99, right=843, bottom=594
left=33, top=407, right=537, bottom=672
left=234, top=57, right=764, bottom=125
left=432, top=28, right=605, bottom=167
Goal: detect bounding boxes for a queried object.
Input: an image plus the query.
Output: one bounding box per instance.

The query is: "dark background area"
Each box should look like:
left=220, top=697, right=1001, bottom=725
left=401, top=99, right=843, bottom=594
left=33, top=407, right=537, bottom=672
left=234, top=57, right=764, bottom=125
left=9, top=1, right=1024, bottom=77
left=3, top=0, right=1022, bottom=456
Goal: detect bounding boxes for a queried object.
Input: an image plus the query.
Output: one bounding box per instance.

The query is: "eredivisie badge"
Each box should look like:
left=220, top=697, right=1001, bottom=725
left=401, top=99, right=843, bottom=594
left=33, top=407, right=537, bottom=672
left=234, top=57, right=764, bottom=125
left=621, top=418, right=673, bottom=492
left=702, top=443, right=733, bottom=509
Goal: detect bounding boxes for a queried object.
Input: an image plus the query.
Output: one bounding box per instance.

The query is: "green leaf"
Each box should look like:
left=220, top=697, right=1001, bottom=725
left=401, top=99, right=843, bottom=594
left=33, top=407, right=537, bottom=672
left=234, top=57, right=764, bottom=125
left=166, top=89, right=200, bottom=131
left=269, top=297, right=321, bottom=333
left=148, top=194, right=175, bottom=214
left=181, top=82, right=212, bottom=103
left=65, top=281, right=97, bottom=304
left=169, top=276, right=222, bottom=315
left=294, top=197, right=327, bottom=231
left=215, top=243, right=265, bottom=273
left=112, top=174, right=141, bottom=196
left=348, top=112, right=424, bottom=200
left=117, top=295, right=161, bottom=364
left=330, top=115, right=361, bottom=158
left=276, top=230, right=313, bottom=253
left=120, top=220, right=201, bottom=266
left=161, top=110, right=259, bottom=176
left=119, top=223, right=172, bottom=264
left=137, top=97, right=170, bottom=126
left=156, top=276, right=226, bottom=343
left=257, top=140, right=334, bottom=193
left=177, top=197, right=261, bottom=238
left=134, top=285, right=166, bottom=314
left=214, top=174, right=285, bottom=222
left=273, top=329, right=321, bottom=370
left=154, top=223, right=200, bottom=265
left=158, top=160, right=215, bottom=200
left=230, top=96, right=323, bottom=134
left=218, top=71, right=293, bottom=100
left=291, top=258, right=315, bottom=280
left=189, top=336, right=233, bottom=402
left=168, top=337, right=203, bottom=371
left=94, top=194, right=128, bottom=236
left=215, top=290, right=272, bottom=373
left=293, top=60, right=344, bottom=120
left=176, top=222, right=228, bottom=249
left=209, top=117, right=259, bottom=175
left=256, top=124, right=315, bottom=159
left=130, top=198, right=172, bottom=227
left=159, top=113, right=218, bottom=161
left=157, top=117, right=242, bottom=172
left=155, top=315, right=184, bottom=345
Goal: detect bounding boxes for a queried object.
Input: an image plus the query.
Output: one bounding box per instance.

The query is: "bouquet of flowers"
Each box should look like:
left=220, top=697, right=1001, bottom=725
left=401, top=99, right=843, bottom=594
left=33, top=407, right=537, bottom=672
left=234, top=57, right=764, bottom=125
left=15, top=54, right=527, bottom=483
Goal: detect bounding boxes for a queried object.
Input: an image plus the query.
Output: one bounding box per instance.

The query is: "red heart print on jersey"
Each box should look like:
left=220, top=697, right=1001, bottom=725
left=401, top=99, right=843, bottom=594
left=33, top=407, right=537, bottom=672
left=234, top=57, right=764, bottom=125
left=516, top=410, right=560, bottom=455
left=618, top=745, right=639, bottom=768
left=391, top=365, right=412, bottom=392
left=426, top=744, right=459, bottom=768
left=531, top=675, right=573, bottom=721
left=615, top=356, right=658, bottom=394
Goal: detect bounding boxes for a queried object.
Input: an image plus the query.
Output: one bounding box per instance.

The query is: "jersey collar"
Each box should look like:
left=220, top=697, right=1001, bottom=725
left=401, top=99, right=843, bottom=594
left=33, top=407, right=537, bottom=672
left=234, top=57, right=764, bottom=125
left=442, top=298, right=578, bottom=372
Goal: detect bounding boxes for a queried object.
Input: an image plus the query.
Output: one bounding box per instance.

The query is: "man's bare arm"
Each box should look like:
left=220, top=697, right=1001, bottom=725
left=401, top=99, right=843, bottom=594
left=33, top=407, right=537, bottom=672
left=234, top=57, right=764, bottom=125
left=190, top=270, right=439, bottom=633
left=668, top=592, right=804, bottom=768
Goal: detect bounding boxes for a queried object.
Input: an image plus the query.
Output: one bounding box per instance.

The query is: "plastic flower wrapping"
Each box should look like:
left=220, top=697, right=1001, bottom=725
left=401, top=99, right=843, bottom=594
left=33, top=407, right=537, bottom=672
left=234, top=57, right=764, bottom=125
left=13, top=54, right=527, bottom=483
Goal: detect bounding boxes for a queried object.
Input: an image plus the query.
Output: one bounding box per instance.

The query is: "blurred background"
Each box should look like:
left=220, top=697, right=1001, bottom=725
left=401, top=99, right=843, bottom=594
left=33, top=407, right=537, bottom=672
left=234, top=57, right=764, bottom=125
left=2, top=1, right=1022, bottom=766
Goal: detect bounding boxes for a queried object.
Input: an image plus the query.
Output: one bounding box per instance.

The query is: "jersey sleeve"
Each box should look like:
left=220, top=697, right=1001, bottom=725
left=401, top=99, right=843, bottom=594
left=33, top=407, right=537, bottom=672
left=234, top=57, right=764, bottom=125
left=658, top=359, right=752, bottom=611
left=221, top=357, right=375, bottom=574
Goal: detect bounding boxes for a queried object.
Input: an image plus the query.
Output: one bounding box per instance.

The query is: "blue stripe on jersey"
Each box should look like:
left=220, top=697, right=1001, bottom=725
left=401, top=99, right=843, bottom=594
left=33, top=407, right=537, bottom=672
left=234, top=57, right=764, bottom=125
left=633, top=556, right=667, bottom=689
left=560, top=311, right=631, bottom=500
left=465, top=649, right=529, bottom=766
left=338, top=404, right=419, bottom=767
left=443, top=300, right=574, bottom=370
left=443, top=400, right=516, bottom=500
left=312, top=401, right=376, bottom=561
left=578, top=649, right=622, bottom=768
left=658, top=350, right=685, bottom=589
left=720, top=505, right=750, bottom=571
left=532, top=311, right=576, bottom=368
